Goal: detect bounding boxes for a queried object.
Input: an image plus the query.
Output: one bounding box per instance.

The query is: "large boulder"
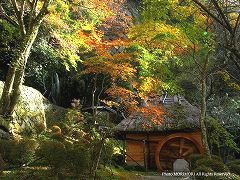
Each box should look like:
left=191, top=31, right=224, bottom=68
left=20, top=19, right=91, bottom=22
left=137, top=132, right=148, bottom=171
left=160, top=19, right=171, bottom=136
left=0, top=81, right=65, bottom=136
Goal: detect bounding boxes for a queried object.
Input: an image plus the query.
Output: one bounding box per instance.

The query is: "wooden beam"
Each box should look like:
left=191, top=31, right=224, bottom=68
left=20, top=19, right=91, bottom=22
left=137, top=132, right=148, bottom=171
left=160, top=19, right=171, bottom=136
left=143, top=140, right=147, bottom=171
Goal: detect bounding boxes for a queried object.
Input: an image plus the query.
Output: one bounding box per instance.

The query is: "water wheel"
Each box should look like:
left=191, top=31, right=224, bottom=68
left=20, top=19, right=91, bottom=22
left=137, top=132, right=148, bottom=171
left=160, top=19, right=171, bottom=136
left=155, top=133, right=204, bottom=171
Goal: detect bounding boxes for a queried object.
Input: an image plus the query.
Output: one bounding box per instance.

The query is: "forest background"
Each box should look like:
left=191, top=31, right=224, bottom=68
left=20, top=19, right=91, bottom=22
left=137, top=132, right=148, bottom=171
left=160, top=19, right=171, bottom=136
left=0, top=0, right=239, bottom=179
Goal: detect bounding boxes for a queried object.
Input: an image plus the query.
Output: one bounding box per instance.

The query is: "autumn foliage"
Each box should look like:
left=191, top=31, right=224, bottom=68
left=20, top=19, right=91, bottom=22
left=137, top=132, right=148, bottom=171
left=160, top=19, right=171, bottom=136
left=140, top=105, right=166, bottom=126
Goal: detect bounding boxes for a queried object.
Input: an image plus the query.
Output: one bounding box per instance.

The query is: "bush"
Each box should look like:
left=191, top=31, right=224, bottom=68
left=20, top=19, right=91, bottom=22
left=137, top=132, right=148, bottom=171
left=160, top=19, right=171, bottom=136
left=190, top=154, right=206, bottom=169
left=36, top=139, right=91, bottom=175
left=0, top=138, right=37, bottom=166
left=36, top=140, right=67, bottom=170
left=123, top=164, right=145, bottom=171
left=67, top=143, right=90, bottom=174
left=112, top=154, right=125, bottom=167
left=190, top=154, right=229, bottom=172
left=101, top=140, right=115, bottom=166
left=227, top=160, right=240, bottom=175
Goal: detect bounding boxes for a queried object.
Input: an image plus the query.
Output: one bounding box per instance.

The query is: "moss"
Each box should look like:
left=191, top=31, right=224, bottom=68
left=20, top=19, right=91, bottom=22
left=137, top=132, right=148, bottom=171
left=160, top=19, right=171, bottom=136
left=167, top=104, right=187, bottom=121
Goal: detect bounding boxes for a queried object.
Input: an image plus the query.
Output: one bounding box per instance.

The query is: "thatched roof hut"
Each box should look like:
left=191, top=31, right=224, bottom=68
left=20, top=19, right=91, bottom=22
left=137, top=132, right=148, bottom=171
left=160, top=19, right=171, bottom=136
left=116, top=96, right=200, bottom=133
left=115, top=95, right=204, bottom=171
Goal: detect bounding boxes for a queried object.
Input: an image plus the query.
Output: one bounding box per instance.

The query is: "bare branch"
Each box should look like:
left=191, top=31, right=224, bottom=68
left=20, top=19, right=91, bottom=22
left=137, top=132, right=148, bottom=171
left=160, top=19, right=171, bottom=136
left=0, top=4, right=18, bottom=27
left=192, top=0, right=232, bottom=33
left=10, top=0, right=26, bottom=35
left=28, top=0, right=38, bottom=30
left=211, top=0, right=233, bottom=34
left=34, top=0, right=52, bottom=24
left=19, top=0, right=26, bottom=33
left=10, top=0, right=20, bottom=18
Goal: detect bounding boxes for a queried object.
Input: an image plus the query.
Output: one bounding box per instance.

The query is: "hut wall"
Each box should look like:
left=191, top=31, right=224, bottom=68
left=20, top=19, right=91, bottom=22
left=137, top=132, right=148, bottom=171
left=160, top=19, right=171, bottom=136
left=125, top=132, right=203, bottom=169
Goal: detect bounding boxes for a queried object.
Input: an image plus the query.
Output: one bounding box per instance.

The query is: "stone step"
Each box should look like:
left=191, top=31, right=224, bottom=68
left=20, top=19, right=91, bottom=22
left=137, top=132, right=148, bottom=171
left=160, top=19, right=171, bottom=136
left=164, top=99, right=174, bottom=102
left=163, top=102, right=174, bottom=104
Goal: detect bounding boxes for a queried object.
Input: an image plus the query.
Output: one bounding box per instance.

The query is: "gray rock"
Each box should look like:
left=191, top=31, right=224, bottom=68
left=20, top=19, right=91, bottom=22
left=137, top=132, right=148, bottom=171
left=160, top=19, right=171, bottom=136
left=0, top=81, right=65, bottom=136
left=173, top=159, right=189, bottom=172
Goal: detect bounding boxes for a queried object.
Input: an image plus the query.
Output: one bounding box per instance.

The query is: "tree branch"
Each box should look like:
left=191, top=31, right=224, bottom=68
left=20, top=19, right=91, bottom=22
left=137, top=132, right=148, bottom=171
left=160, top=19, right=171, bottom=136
left=28, top=0, right=38, bottom=29
left=0, top=4, right=18, bottom=27
left=211, top=0, right=233, bottom=34
left=233, top=13, right=240, bottom=37
left=10, top=0, right=26, bottom=35
left=34, top=0, right=52, bottom=24
left=230, top=52, right=240, bottom=72
left=192, top=0, right=232, bottom=33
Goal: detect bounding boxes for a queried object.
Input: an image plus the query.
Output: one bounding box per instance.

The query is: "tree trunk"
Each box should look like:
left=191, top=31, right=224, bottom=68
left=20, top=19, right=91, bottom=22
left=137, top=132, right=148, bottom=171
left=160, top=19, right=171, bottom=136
left=93, top=138, right=105, bottom=180
left=200, top=56, right=211, bottom=157
left=0, top=24, right=40, bottom=117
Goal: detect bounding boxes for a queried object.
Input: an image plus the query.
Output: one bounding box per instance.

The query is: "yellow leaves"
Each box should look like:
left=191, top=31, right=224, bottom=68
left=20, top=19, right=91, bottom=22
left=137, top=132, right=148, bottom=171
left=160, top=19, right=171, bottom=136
left=138, top=77, right=161, bottom=98
left=86, top=0, right=113, bottom=20
left=48, top=0, right=69, bottom=16
left=47, top=14, right=69, bottom=29
left=216, top=71, right=240, bottom=91
left=129, top=21, right=190, bottom=54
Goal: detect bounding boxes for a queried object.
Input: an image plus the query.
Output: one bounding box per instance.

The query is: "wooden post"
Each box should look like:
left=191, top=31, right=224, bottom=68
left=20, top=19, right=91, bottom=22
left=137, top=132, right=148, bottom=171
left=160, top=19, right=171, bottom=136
left=143, top=140, right=148, bottom=171
left=147, top=134, right=151, bottom=169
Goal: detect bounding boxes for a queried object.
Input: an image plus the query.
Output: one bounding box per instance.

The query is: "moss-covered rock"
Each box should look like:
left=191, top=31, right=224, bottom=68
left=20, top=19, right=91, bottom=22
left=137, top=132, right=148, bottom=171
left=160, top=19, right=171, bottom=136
left=0, top=81, right=67, bottom=136
left=0, top=81, right=47, bottom=136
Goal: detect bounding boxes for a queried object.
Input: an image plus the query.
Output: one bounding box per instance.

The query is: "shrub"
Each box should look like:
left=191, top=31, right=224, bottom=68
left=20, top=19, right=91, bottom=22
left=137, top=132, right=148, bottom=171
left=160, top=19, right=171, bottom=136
left=190, top=154, right=206, bottom=169
left=227, top=160, right=240, bottom=175
left=190, top=154, right=229, bottom=172
left=196, top=158, right=229, bottom=172
left=66, top=143, right=90, bottom=174
left=101, top=140, right=115, bottom=166
left=0, top=138, right=37, bottom=166
left=35, top=140, right=67, bottom=171
left=36, top=139, right=91, bottom=175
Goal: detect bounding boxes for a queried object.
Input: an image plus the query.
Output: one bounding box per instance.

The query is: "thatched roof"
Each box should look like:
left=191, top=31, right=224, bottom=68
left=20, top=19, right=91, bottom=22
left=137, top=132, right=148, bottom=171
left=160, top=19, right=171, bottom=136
left=115, top=96, right=200, bottom=133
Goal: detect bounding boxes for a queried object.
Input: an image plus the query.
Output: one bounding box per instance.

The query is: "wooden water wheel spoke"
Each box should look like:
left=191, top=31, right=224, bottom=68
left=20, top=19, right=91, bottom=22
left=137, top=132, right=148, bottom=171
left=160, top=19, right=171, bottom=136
left=179, top=138, right=184, bottom=156
left=165, top=151, right=178, bottom=158
left=182, top=147, right=193, bottom=157
left=168, top=148, right=178, bottom=156
left=155, top=135, right=203, bottom=171
left=169, top=143, right=190, bottom=149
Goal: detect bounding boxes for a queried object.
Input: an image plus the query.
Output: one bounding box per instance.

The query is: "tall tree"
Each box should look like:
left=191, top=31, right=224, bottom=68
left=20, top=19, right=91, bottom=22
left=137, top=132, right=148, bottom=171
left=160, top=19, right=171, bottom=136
left=0, top=0, right=52, bottom=116
left=192, top=0, right=240, bottom=74
left=130, top=0, right=215, bottom=155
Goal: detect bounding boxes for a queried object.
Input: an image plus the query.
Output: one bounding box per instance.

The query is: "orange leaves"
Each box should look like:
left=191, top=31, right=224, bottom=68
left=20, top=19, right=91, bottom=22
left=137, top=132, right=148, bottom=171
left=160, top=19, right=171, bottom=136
left=106, top=87, right=134, bottom=100
left=78, top=0, right=133, bottom=57
left=139, top=105, right=166, bottom=126
left=106, top=86, right=138, bottom=114
left=82, top=54, right=136, bottom=81
left=79, top=29, right=130, bottom=57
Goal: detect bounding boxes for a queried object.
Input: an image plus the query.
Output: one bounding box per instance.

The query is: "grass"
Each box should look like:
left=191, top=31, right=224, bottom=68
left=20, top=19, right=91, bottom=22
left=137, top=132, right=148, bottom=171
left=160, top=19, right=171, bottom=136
left=96, top=166, right=159, bottom=180
left=1, top=165, right=159, bottom=180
